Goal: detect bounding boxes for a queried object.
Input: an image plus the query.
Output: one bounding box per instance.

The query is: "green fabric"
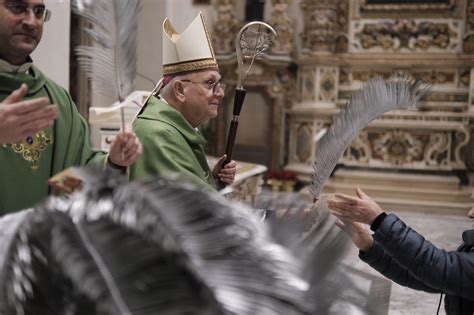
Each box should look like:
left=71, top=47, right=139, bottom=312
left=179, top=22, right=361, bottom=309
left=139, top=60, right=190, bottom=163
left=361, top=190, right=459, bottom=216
left=130, top=96, right=215, bottom=190
left=0, top=65, right=106, bottom=214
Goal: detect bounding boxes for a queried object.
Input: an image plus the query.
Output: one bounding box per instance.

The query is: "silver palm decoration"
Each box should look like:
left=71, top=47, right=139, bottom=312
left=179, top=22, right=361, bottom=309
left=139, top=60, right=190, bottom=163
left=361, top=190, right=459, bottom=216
left=73, top=0, right=140, bottom=131
left=0, top=170, right=371, bottom=314
left=309, top=77, right=427, bottom=201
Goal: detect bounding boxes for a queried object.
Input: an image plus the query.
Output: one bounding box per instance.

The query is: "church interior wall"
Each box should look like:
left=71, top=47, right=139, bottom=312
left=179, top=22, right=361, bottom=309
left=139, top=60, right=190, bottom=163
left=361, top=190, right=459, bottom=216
left=32, top=0, right=70, bottom=90
left=31, top=0, right=474, bottom=214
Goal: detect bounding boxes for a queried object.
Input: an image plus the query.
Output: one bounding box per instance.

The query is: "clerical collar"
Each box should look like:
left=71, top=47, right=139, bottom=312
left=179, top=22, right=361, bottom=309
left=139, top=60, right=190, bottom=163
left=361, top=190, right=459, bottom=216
left=0, top=57, right=33, bottom=74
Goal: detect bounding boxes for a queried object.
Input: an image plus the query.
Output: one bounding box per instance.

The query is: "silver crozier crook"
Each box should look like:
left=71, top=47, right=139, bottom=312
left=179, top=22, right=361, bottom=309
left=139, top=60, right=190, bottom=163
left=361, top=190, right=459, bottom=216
left=219, top=21, right=277, bottom=188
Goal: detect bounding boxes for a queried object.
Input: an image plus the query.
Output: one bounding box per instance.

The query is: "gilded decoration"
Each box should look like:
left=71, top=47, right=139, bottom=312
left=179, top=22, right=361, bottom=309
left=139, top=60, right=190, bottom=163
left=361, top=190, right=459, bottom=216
left=373, top=131, right=423, bottom=165
left=466, top=0, right=474, bottom=30
left=218, top=60, right=294, bottom=108
left=220, top=61, right=276, bottom=86
left=349, top=131, right=371, bottom=163
left=357, top=0, right=460, bottom=19
left=464, top=0, right=474, bottom=52
left=463, top=35, right=474, bottom=53
left=353, top=19, right=460, bottom=52
left=360, top=0, right=455, bottom=12
left=301, top=68, right=316, bottom=102
left=275, top=69, right=297, bottom=108
left=422, top=92, right=468, bottom=103
left=345, top=69, right=459, bottom=87
left=336, top=0, right=349, bottom=34
left=342, top=125, right=470, bottom=169
left=424, top=132, right=450, bottom=166
left=339, top=68, right=350, bottom=85
left=212, top=0, right=241, bottom=54
left=339, top=69, right=396, bottom=86
left=296, top=123, right=312, bottom=162
left=319, top=69, right=337, bottom=102
left=465, top=3, right=474, bottom=54
left=300, top=0, right=338, bottom=53
left=208, top=0, right=474, bottom=177
left=413, top=71, right=454, bottom=85
left=267, top=67, right=298, bottom=108
left=459, top=69, right=470, bottom=86
left=352, top=70, right=391, bottom=82
left=454, top=129, right=470, bottom=165
left=10, top=131, right=53, bottom=171
left=269, top=0, right=294, bottom=55
left=335, top=0, right=350, bottom=53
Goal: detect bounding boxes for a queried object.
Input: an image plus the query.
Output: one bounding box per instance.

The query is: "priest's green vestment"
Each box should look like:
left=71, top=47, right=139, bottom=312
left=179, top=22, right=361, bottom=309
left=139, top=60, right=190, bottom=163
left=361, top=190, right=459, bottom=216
left=0, top=66, right=106, bottom=214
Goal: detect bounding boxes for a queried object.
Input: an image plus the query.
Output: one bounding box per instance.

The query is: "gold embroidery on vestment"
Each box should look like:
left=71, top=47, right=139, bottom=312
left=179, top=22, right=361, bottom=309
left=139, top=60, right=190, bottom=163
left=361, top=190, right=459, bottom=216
left=10, top=131, right=53, bottom=171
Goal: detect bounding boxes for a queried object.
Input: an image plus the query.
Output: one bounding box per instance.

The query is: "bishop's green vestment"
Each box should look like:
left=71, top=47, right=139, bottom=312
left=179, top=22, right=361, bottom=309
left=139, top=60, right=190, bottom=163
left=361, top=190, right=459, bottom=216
left=0, top=65, right=106, bottom=214
left=129, top=96, right=215, bottom=190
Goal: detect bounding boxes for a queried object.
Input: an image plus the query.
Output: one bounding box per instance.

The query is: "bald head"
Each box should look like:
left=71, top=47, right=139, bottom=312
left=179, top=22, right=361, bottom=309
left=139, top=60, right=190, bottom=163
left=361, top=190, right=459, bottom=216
left=159, top=69, right=224, bottom=128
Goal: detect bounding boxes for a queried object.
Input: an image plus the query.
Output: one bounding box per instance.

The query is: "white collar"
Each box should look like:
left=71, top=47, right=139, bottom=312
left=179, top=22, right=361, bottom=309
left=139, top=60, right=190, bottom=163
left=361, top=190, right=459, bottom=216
left=0, top=58, right=33, bottom=74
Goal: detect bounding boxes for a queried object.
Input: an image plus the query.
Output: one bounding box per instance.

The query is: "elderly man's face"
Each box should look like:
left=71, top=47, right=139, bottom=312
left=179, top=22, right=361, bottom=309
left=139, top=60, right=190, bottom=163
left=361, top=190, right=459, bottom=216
left=0, top=0, right=45, bottom=65
left=180, top=70, right=224, bottom=127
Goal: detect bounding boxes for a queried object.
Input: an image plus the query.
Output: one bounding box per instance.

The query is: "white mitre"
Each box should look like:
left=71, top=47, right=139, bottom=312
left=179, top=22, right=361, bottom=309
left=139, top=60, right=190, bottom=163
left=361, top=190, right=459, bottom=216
left=162, top=12, right=218, bottom=75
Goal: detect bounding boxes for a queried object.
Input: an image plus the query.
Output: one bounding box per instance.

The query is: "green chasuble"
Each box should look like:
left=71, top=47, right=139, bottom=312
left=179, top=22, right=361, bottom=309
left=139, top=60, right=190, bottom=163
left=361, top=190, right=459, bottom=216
left=0, top=65, right=107, bottom=214
left=130, top=96, right=215, bottom=190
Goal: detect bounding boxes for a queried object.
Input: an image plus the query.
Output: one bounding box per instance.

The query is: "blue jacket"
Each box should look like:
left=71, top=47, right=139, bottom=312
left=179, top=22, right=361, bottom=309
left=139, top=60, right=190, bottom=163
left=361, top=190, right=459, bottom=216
left=360, top=214, right=474, bottom=314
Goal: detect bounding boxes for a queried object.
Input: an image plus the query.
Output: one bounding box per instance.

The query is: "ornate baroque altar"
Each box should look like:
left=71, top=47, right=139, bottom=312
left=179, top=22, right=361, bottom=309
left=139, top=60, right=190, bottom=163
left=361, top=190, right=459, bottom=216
left=210, top=0, right=474, bottom=213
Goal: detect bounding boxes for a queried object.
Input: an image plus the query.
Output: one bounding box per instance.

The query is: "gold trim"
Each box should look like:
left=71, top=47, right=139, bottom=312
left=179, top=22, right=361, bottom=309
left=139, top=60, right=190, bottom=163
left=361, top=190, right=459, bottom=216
left=163, top=18, right=178, bottom=38
left=360, top=0, right=455, bottom=11
left=163, top=58, right=219, bottom=75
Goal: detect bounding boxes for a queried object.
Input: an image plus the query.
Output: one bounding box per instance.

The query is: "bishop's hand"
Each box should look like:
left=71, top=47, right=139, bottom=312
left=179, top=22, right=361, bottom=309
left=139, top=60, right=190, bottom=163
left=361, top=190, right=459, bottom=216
left=213, top=154, right=237, bottom=185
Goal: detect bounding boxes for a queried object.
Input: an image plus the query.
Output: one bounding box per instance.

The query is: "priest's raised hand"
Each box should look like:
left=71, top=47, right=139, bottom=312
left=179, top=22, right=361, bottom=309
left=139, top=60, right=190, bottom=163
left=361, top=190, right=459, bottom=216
left=0, top=84, right=58, bottom=144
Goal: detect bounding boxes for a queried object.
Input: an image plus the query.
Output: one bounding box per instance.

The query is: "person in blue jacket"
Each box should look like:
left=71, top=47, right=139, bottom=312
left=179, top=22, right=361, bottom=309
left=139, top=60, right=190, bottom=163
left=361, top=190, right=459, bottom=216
left=328, top=187, right=474, bottom=315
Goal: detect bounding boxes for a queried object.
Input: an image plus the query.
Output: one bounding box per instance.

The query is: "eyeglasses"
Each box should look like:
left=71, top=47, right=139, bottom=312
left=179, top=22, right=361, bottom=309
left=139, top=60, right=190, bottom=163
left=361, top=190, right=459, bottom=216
left=2, top=1, right=51, bottom=22
left=181, top=79, right=226, bottom=95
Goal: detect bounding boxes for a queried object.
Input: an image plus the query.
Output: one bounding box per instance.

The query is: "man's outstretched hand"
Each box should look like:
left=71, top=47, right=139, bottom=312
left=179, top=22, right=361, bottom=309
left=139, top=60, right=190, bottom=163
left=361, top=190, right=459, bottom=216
left=0, top=84, right=58, bottom=144
left=328, top=187, right=383, bottom=225
left=335, top=219, right=374, bottom=252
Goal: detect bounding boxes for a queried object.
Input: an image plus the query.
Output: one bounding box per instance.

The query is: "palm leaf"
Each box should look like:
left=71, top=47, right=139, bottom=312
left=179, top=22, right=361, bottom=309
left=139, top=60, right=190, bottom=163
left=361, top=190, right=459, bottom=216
left=0, top=207, right=224, bottom=314
left=73, top=0, right=139, bottom=102
left=310, top=77, right=427, bottom=199
left=0, top=172, right=376, bottom=314
left=0, top=209, right=97, bottom=315
left=55, top=172, right=310, bottom=314
left=255, top=192, right=378, bottom=314
left=51, top=213, right=224, bottom=315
